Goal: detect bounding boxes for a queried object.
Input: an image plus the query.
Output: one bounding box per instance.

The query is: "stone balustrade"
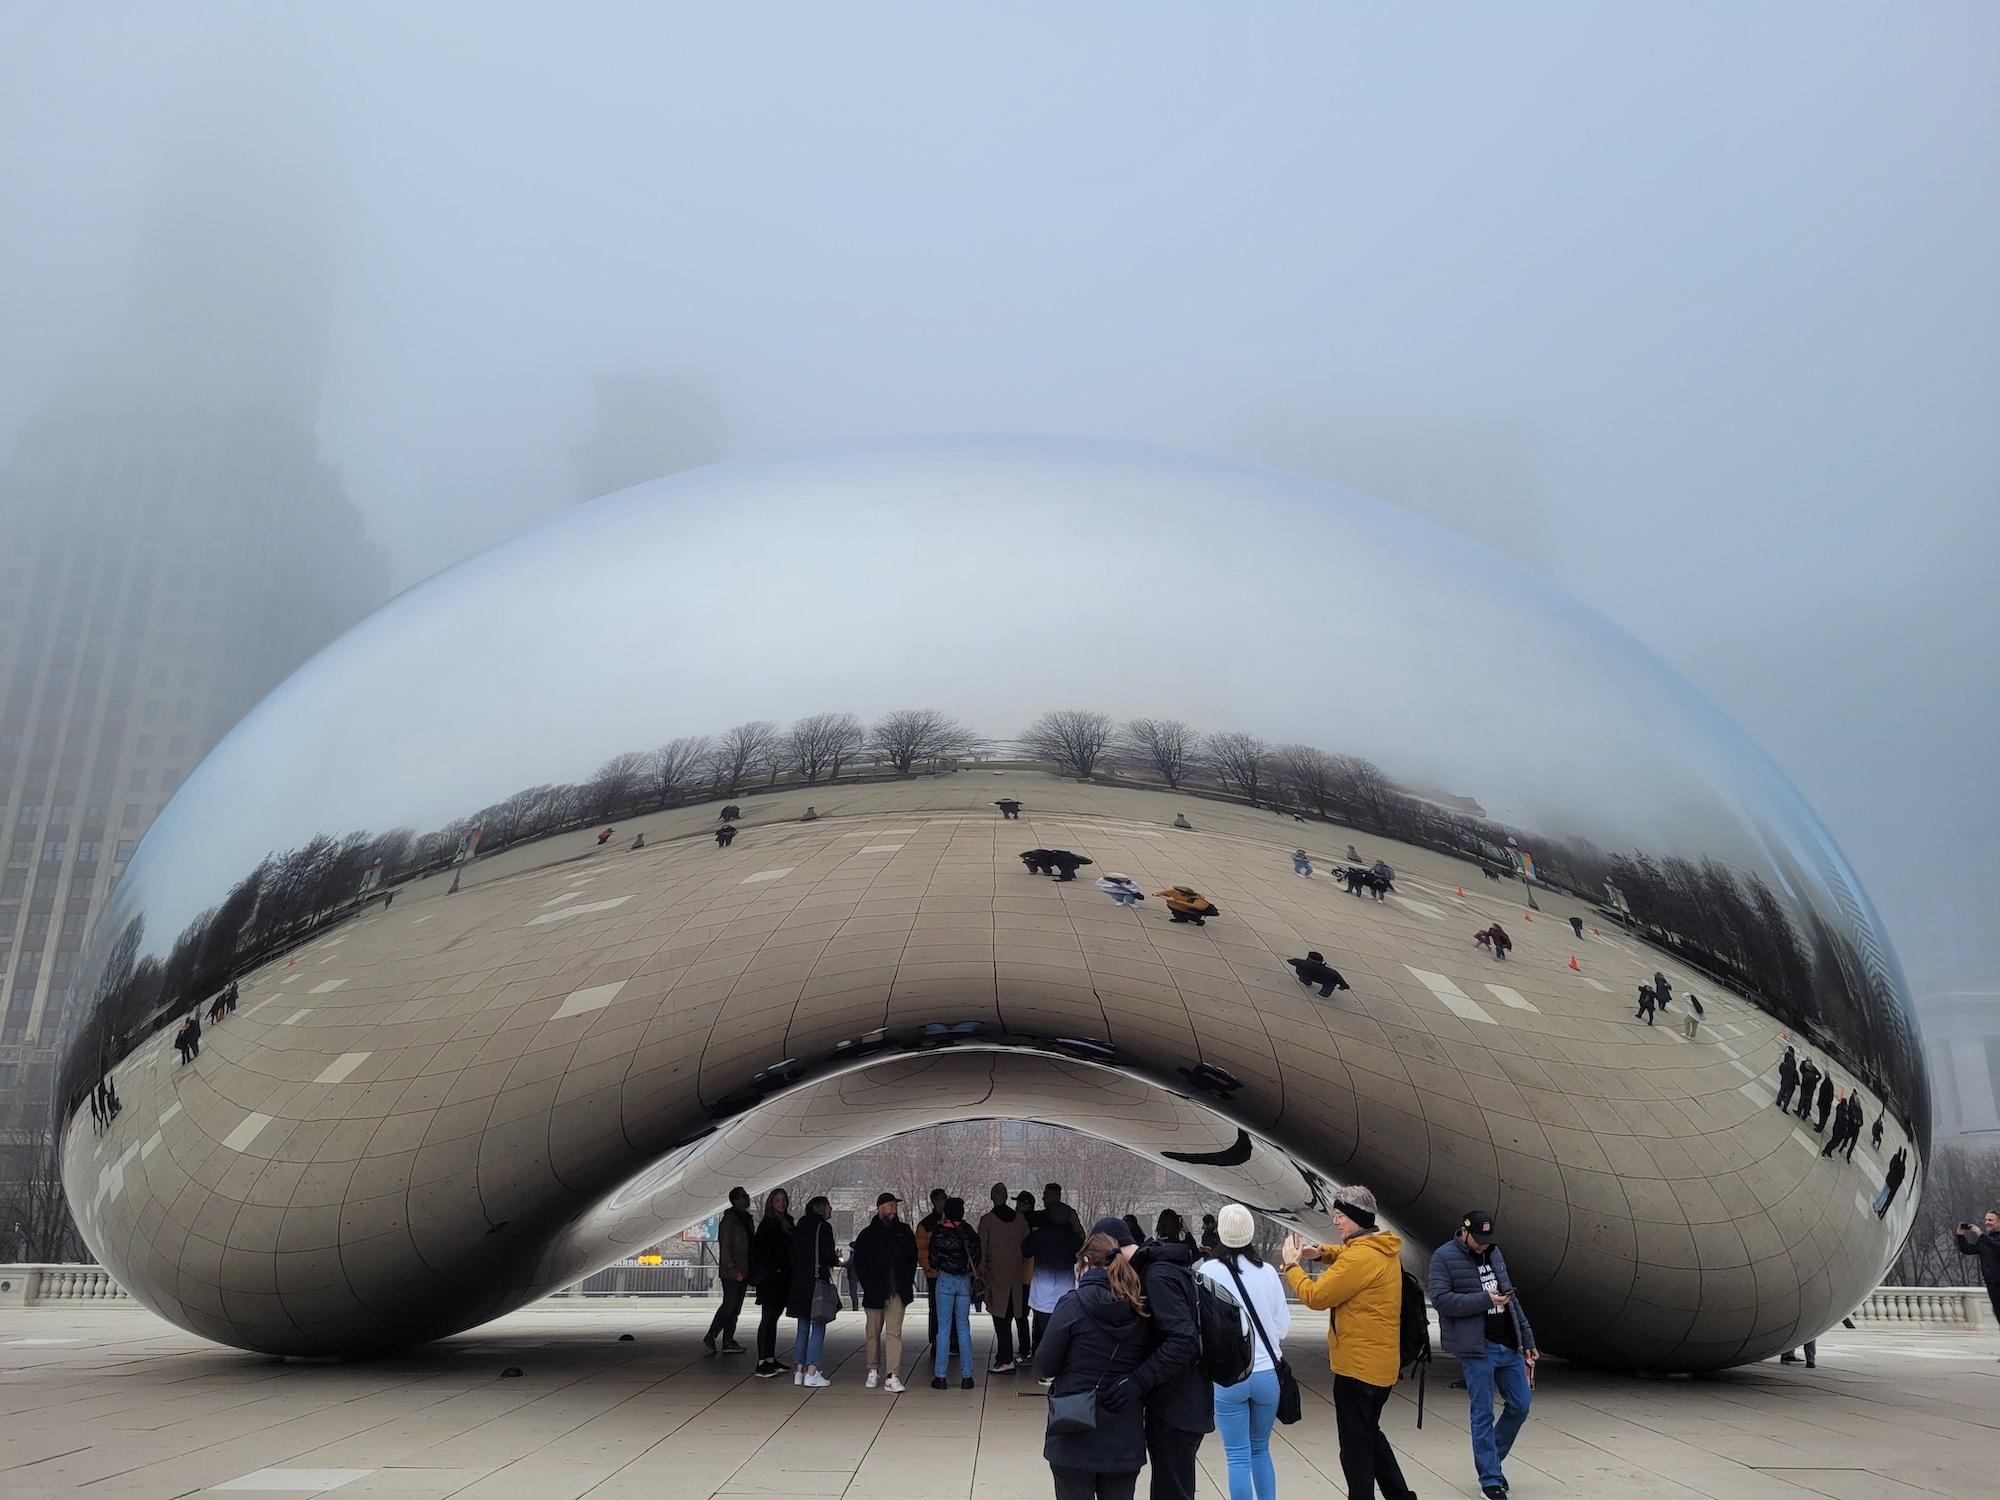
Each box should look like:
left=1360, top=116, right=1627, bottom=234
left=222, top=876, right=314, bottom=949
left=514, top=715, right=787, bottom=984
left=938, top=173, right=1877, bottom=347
left=1855, top=1285, right=1991, bottom=1329
left=0, top=1265, right=134, bottom=1307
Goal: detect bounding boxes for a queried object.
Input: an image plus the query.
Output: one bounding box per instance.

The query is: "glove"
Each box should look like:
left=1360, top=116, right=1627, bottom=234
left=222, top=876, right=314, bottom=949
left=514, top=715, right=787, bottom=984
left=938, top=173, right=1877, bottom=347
left=1099, top=1376, right=1141, bottom=1412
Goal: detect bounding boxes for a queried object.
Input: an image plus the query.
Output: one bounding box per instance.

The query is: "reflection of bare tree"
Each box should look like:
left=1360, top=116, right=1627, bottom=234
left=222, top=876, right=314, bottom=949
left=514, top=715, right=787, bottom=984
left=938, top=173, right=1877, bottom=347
left=648, top=735, right=711, bottom=806
left=1120, top=718, right=1197, bottom=788
left=708, top=721, right=779, bottom=796
left=1202, top=731, right=1271, bottom=808
left=1018, top=709, right=1116, bottom=779
left=786, top=712, right=865, bottom=784
left=869, top=709, right=977, bottom=774
left=584, top=752, right=650, bottom=819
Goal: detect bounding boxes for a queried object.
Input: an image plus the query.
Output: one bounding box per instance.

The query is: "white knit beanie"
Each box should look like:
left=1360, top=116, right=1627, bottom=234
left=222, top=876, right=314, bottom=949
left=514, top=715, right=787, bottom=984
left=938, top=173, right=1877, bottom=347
left=1217, top=1203, right=1256, bottom=1248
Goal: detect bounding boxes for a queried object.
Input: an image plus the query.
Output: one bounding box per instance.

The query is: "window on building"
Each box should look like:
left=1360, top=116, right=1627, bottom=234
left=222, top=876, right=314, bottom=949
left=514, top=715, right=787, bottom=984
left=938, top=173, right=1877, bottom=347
left=135, top=735, right=153, bottom=755
left=0, top=1064, right=15, bottom=1087
left=168, top=736, right=188, bottom=758
left=83, top=804, right=103, bottom=824
left=0, top=947, right=8, bottom=974
left=48, top=804, right=72, bottom=825
left=8, top=839, right=31, bottom=863
left=174, top=701, right=193, bottom=725
left=128, top=770, right=147, bottom=791
left=115, top=839, right=136, bottom=861
left=75, top=841, right=101, bottom=862
left=24, top=913, right=47, bottom=936
left=142, top=700, right=160, bottom=723
left=121, top=805, right=140, bottom=827
left=36, top=1016, right=59, bottom=1048
left=41, top=840, right=64, bottom=861
left=59, top=913, right=85, bottom=937
left=69, top=875, right=92, bottom=897
left=0, top=873, right=23, bottom=898
left=18, top=805, right=40, bottom=824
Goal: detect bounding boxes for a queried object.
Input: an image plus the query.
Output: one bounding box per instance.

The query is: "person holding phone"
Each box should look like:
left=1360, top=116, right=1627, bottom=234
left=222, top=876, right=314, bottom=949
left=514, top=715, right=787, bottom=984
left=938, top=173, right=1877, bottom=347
left=1955, top=1211, right=2000, bottom=1329
left=1427, top=1211, right=1537, bottom=1500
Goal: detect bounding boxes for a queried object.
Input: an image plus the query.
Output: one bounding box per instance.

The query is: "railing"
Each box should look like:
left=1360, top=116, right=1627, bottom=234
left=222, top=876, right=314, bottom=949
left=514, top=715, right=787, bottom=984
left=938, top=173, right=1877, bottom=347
left=1855, top=1285, right=1989, bottom=1329
left=0, top=1265, right=133, bottom=1306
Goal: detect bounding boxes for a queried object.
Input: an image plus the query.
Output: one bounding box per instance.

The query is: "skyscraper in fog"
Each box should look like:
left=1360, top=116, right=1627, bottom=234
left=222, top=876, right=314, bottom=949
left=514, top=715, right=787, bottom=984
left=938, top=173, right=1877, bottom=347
left=0, top=100, right=388, bottom=1148
left=571, top=375, right=724, bottom=503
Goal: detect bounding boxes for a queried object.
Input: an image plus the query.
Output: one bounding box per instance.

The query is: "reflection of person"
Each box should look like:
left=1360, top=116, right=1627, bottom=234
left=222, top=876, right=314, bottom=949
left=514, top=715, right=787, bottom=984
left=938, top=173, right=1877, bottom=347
left=1047, top=849, right=1093, bottom=882
left=995, top=798, right=1023, bottom=819
left=1568, top=916, right=1584, bottom=939
left=800, top=806, right=818, bottom=821
left=1287, top=951, right=1350, bottom=997
left=1156, top=887, right=1218, bottom=925
left=1282, top=1187, right=1413, bottom=1500
left=597, top=827, right=614, bottom=845
left=1874, top=1148, right=1908, bottom=1217
left=1795, top=1059, right=1821, bottom=1119
left=1095, top=873, right=1146, bottom=908
left=1292, top=850, right=1313, bottom=877
left=1481, top=924, right=1512, bottom=960
left=1870, top=1114, right=1885, bottom=1150
left=1953, top=1212, right=2000, bottom=1328
left=1173, top=813, right=1194, bottom=829
left=1775, top=1046, right=1800, bottom=1112
left=1814, top=1073, right=1835, bottom=1133
left=1634, top=985, right=1656, bottom=1025
left=1021, top=849, right=1056, bottom=875
left=1429, top=1211, right=1536, bottom=1500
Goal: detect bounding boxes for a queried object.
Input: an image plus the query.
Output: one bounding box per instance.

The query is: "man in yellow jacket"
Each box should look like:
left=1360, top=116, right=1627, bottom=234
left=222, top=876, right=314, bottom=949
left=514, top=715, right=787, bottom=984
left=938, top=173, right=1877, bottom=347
left=1282, top=1185, right=1416, bottom=1500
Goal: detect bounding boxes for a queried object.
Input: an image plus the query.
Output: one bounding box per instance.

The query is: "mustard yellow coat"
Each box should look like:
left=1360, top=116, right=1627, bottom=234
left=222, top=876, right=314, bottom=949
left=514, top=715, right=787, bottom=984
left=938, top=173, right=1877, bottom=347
left=1283, top=1232, right=1404, bottom=1387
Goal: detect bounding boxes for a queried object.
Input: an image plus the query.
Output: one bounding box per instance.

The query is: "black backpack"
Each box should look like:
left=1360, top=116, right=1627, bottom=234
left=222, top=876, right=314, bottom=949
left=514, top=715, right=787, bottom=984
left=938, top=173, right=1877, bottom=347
left=1398, top=1268, right=1432, bottom=1428
left=1196, top=1271, right=1254, bottom=1386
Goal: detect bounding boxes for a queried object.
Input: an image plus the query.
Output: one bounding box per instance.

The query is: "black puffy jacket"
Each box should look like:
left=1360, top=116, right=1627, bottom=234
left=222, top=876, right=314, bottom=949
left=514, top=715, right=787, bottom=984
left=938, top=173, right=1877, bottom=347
left=928, top=1219, right=981, bottom=1278
left=785, top=1214, right=838, bottom=1320
left=751, top=1212, right=795, bottom=1307
left=1130, top=1238, right=1212, bottom=1434
left=1034, top=1270, right=1151, bottom=1473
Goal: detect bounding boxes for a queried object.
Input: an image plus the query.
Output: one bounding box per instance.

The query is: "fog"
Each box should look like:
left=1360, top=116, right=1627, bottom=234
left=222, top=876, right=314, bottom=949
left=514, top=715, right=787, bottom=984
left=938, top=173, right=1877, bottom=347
left=2, top=3, right=1994, bottom=988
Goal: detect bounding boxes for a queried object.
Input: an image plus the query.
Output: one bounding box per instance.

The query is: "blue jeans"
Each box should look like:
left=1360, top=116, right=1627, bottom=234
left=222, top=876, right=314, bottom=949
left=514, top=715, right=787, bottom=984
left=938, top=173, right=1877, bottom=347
left=1459, top=1340, right=1531, bottom=1490
left=1293, top=857, right=1311, bottom=875
left=933, top=1273, right=974, bottom=1378
left=1213, top=1368, right=1279, bottom=1500
left=792, top=1316, right=827, bottom=1368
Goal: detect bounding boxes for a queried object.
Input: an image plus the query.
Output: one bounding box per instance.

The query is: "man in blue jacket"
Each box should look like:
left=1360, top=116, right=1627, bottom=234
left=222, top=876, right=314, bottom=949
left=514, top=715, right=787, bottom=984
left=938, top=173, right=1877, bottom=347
left=1428, top=1211, right=1537, bottom=1500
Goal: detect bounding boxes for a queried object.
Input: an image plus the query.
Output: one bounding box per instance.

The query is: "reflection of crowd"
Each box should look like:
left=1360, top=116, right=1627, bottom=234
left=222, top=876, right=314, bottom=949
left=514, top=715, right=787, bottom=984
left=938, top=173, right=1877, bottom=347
left=1774, top=1044, right=1904, bottom=1215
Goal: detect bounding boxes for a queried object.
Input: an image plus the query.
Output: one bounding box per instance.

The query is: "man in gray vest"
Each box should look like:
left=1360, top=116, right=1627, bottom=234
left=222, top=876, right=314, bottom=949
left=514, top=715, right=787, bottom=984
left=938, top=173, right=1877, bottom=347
left=1428, top=1211, right=1537, bottom=1500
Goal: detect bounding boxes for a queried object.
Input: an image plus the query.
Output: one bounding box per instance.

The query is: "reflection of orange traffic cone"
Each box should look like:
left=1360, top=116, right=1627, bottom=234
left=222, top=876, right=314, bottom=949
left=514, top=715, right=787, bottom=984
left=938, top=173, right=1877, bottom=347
left=1592, top=927, right=1600, bottom=936
left=1569, top=955, right=1580, bottom=970
left=288, top=957, right=295, bottom=967
left=1525, top=911, right=1533, bottom=920
left=1456, top=886, right=1464, bottom=897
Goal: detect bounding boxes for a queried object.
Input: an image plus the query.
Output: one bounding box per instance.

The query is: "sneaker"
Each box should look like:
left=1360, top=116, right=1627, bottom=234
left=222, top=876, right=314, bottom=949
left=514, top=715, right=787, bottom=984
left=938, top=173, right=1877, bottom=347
left=961, top=1376, right=975, bottom=1390
left=1038, top=1376, right=1054, bottom=1388
left=804, top=1372, right=830, bottom=1388
left=794, top=1368, right=805, bottom=1385
left=885, top=1375, right=905, bottom=1392
left=702, top=1336, right=718, bottom=1357
left=865, top=1370, right=880, bottom=1389
left=1483, top=1489, right=1507, bottom=1500
left=754, top=1361, right=783, bottom=1378
left=720, top=1340, right=746, bottom=1354
left=990, top=1361, right=1014, bottom=1374
left=1779, top=1353, right=1799, bottom=1364
left=931, top=1377, right=947, bottom=1390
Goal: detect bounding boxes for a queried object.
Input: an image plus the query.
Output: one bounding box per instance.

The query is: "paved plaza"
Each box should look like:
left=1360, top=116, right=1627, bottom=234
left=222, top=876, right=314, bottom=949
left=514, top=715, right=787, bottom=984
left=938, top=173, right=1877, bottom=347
left=3, top=1302, right=1996, bottom=1499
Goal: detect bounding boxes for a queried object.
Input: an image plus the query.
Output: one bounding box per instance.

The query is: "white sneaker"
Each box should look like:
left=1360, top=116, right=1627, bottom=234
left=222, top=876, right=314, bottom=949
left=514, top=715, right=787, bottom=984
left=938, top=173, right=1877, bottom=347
left=793, top=1369, right=804, bottom=1385
left=884, top=1375, right=905, bottom=1392
left=865, top=1369, right=880, bottom=1388
left=804, top=1372, right=830, bottom=1388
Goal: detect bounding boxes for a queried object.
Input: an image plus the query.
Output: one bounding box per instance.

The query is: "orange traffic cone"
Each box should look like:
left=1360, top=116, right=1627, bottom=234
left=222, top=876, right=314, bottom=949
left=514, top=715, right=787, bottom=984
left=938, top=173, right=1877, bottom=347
left=1569, top=955, right=1580, bottom=971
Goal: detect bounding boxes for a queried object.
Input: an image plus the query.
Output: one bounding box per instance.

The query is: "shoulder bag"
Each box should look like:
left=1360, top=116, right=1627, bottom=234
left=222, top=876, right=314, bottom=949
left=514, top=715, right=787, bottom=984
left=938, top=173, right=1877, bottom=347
left=809, top=1222, right=841, bottom=1323
left=1046, top=1305, right=1136, bottom=1436
left=1225, top=1259, right=1301, bottom=1425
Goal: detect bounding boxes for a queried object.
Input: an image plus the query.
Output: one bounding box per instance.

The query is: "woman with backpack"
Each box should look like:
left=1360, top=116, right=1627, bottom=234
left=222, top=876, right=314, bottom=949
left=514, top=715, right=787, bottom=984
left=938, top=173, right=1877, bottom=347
left=927, top=1196, right=983, bottom=1389
left=1033, top=1231, right=1153, bottom=1499
left=1198, top=1205, right=1291, bottom=1500
left=786, top=1195, right=839, bottom=1387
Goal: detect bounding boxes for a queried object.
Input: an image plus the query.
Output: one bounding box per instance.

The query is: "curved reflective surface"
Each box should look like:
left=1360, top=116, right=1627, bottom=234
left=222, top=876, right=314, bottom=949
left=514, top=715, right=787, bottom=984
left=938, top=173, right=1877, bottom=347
left=57, top=438, right=1926, bottom=1369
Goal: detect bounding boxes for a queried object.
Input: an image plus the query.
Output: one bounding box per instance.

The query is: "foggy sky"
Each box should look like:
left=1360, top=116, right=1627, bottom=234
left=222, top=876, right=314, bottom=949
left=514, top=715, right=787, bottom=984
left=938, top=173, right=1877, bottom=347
left=1, top=3, right=1994, bottom=987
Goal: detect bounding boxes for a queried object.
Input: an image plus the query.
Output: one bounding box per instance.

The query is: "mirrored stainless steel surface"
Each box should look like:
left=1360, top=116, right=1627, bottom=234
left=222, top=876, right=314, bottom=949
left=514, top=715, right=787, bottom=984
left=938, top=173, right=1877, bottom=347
left=57, top=438, right=1926, bottom=1369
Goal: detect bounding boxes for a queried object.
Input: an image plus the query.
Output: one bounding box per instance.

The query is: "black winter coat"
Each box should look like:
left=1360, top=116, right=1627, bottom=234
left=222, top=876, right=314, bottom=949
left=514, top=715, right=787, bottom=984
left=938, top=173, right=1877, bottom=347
left=786, top=1214, right=839, bottom=1320
left=1956, top=1227, right=2000, bottom=1286
left=1034, top=1270, right=1151, bottom=1474
left=928, top=1219, right=982, bottom=1278
left=751, top=1212, right=795, bottom=1307
left=1130, top=1239, right=1212, bottom=1434
left=850, top=1216, right=919, bottom=1308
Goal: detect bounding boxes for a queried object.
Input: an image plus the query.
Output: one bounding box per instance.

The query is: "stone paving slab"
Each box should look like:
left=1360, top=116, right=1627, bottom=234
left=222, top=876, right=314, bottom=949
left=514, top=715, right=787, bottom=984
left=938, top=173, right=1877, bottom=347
left=3, top=1304, right=1995, bottom=1498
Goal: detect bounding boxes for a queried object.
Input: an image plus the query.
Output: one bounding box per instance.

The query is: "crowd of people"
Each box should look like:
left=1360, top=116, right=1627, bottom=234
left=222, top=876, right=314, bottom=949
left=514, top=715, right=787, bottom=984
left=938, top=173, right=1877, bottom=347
left=697, top=1175, right=1547, bottom=1500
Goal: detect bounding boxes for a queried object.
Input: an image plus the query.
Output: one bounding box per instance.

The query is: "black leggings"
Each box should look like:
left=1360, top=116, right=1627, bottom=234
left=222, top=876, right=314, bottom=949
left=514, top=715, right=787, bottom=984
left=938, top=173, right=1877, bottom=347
left=756, top=1298, right=786, bottom=1362
left=1050, top=1468, right=1137, bottom=1500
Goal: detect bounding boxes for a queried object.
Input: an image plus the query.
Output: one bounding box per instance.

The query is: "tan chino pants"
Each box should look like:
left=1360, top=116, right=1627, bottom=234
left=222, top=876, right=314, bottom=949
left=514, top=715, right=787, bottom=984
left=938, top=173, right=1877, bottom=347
left=865, top=1296, right=905, bottom=1375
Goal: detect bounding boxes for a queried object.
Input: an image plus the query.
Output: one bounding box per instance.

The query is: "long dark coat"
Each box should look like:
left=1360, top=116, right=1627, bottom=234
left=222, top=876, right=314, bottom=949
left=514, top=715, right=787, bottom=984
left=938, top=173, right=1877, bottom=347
left=751, top=1211, right=795, bottom=1308
left=785, top=1213, right=838, bottom=1320
left=1034, top=1269, right=1151, bottom=1474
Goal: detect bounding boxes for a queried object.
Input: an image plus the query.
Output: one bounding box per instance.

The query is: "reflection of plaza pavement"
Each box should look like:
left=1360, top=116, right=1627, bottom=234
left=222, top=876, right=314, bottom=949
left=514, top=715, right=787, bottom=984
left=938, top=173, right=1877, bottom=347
left=73, top=774, right=1917, bottom=1365
left=1, top=1302, right=1992, bottom=1499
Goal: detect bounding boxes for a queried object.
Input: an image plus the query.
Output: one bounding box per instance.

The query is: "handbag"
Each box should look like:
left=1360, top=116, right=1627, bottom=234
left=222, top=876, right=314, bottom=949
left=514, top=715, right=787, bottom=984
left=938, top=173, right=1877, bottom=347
left=1046, top=1303, right=1136, bottom=1437
left=1224, top=1258, right=1302, bottom=1425
left=810, top=1278, right=841, bottom=1323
